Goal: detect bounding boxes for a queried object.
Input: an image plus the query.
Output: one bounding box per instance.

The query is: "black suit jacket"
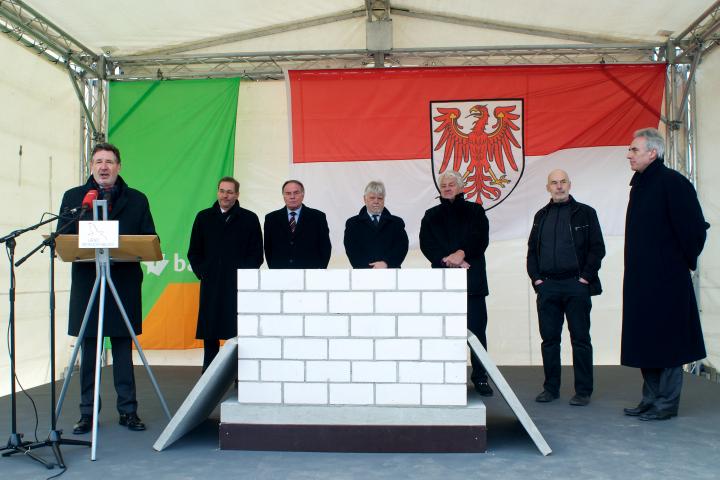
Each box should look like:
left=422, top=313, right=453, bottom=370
left=419, top=193, right=489, bottom=296
left=264, top=205, right=331, bottom=268
left=57, top=176, right=156, bottom=337
left=344, top=206, right=408, bottom=268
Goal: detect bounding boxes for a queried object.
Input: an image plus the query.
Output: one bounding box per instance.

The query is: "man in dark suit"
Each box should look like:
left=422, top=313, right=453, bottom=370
left=622, top=128, right=709, bottom=421
left=188, top=177, right=263, bottom=372
left=264, top=180, right=331, bottom=269
left=419, top=170, right=492, bottom=396
left=58, top=143, right=156, bottom=434
left=343, top=181, right=408, bottom=269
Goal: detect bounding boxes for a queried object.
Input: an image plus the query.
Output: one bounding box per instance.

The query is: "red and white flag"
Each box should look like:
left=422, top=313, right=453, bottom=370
left=287, top=65, right=665, bottom=250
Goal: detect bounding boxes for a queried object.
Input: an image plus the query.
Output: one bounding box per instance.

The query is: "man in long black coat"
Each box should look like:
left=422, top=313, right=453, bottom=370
left=264, top=180, right=331, bottom=269
left=622, top=128, right=709, bottom=421
left=419, top=170, right=492, bottom=396
left=344, top=181, right=409, bottom=268
left=188, top=177, right=263, bottom=372
left=58, top=143, right=156, bottom=434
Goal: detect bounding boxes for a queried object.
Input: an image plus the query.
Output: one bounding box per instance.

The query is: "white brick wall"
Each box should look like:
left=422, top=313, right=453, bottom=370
left=261, top=360, right=305, bottom=381
left=330, top=383, right=374, bottom=405
left=284, top=383, right=328, bottom=404
left=376, top=384, right=421, bottom=405
left=305, top=315, right=349, bottom=337
left=352, top=361, right=397, bottom=382
left=238, top=269, right=467, bottom=407
left=306, top=361, right=350, bottom=382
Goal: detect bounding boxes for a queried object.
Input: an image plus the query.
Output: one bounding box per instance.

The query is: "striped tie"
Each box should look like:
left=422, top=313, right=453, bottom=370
left=289, top=211, right=296, bottom=233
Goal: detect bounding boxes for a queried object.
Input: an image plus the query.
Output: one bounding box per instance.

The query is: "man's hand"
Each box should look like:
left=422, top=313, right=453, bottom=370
left=443, top=249, right=466, bottom=268
left=534, top=279, right=544, bottom=286
left=578, top=277, right=589, bottom=284
left=369, top=261, right=388, bottom=269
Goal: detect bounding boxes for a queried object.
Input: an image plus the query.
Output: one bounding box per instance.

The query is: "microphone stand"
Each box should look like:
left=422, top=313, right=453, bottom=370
left=1, top=211, right=90, bottom=470
left=1, top=215, right=61, bottom=467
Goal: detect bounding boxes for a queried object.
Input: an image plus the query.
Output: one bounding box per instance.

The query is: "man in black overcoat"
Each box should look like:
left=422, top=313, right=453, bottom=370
left=188, top=177, right=263, bottom=372
left=419, top=170, right=493, bottom=396
left=344, top=181, right=409, bottom=269
left=58, top=143, right=156, bottom=433
left=264, top=180, right=331, bottom=269
left=527, top=169, right=605, bottom=406
left=622, top=128, right=709, bottom=421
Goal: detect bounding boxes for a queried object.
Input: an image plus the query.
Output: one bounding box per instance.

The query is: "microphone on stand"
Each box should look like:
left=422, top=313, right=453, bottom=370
left=64, top=190, right=99, bottom=216
left=102, top=190, right=112, bottom=213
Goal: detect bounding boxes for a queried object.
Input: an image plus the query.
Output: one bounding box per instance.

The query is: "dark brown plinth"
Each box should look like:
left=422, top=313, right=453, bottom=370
left=219, top=423, right=486, bottom=453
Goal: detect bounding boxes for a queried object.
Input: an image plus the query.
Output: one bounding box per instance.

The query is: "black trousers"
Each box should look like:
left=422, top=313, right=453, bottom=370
left=536, top=278, right=593, bottom=397
left=202, top=339, right=220, bottom=373
left=640, top=366, right=683, bottom=414
left=79, top=336, right=137, bottom=416
left=468, top=294, right=488, bottom=384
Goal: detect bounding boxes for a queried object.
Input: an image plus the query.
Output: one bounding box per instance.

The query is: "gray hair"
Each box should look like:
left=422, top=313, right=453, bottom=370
left=364, top=180, right=386, bottom=197
left=634, top=128, right=665, bottom=160
left=437, top=170, right=465, bottom=187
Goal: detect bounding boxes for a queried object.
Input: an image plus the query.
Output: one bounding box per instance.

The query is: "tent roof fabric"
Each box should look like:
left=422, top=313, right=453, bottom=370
left=23, top=0, right=714, bottom=56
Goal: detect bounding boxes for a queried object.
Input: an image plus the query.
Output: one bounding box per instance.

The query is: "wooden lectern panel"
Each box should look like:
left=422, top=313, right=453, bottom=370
left=53, top=234, right=162, bottom=262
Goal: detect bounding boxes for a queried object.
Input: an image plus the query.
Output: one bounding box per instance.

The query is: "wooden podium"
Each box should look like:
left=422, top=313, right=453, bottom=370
left=54, top=234, right=162, bottom=262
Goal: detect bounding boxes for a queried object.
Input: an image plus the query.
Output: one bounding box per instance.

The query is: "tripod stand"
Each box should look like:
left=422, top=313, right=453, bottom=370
left=55, top=200, right=171, bottom=461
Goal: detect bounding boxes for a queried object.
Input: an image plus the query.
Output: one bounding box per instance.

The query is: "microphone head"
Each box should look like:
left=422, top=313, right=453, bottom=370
left=82, top=189, right=99, bottom=209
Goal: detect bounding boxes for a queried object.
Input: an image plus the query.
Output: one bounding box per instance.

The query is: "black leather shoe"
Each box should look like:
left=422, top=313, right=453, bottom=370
left=569, top=394, right=591, bottom=406
left=535, top=390, right=559, bottom=403
left=638, top=408, right=676, bottom=421
left=119, top=412, right=146, bottom=431
left=473, top=381, right=494, bottom=397
left=73, top=415, right=92, bottom=434
left=623, top=402, right=653, bottom=416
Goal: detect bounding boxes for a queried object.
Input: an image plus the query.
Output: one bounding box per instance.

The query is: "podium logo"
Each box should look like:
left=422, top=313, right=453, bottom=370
left=144, top=253, right=193, bottom=276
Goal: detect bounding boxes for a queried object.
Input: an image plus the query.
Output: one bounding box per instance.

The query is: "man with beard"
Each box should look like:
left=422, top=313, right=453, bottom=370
left=527, top=169, right=605, bottom=406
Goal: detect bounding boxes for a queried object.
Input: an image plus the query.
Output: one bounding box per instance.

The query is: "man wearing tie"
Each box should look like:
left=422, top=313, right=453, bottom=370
left=57, top=143, right=156, bottom=434
left=343, top=181, right=408, bottom=268
left=263, top=180, right=331, bottom=269
left=187, top=177, right=264, bottom=372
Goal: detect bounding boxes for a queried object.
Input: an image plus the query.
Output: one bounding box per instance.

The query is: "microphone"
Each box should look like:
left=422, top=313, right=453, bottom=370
left=102, top=190, right=112, bottom=212
left=70, top=189, right=98, bottom=215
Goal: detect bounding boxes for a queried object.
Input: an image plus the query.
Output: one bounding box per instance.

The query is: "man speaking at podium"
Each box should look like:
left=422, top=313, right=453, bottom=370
left=58, top=143, right=157, bottom=434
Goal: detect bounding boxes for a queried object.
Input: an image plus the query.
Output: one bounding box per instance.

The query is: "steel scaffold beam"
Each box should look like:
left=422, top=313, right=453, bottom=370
left=0, top=0, right=98, bottom=75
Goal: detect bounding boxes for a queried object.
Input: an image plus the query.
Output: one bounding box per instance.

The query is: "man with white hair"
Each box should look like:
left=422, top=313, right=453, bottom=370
left=420, top=170, right=492, bottom=396
left=344, top=180, right=409, bottom=269
left=622, top=128, right=709, bottom=421
left=527, top=169, right=605, bottom=406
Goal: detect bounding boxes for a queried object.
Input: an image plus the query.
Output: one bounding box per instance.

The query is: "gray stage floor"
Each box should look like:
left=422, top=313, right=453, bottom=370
left=1, top=365, right=718, bottom=479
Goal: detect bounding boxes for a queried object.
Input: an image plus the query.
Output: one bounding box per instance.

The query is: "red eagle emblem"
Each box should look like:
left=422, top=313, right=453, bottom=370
left=431, top=100, right=524, bottom=208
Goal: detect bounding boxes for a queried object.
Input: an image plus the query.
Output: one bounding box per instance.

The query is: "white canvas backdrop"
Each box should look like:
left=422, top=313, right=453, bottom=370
left=0, top=35, right=80, bottom=396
